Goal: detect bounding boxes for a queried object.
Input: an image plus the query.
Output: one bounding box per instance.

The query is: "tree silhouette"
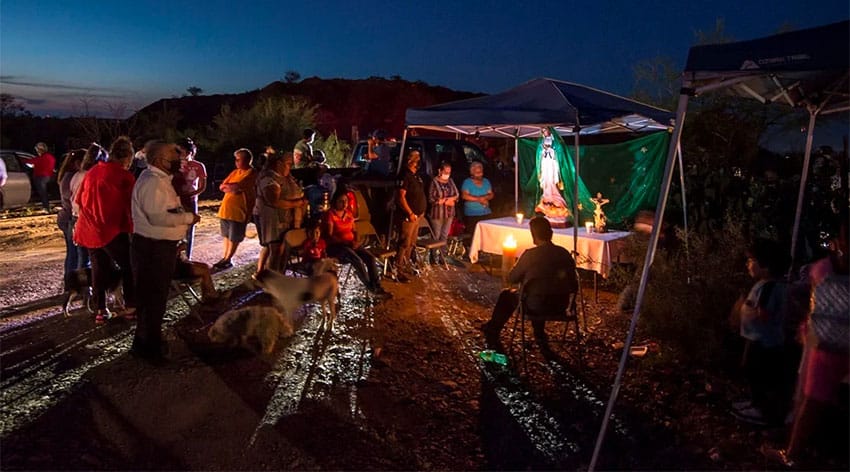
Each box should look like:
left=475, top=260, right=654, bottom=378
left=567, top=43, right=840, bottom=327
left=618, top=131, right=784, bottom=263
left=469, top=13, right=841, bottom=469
left=186, top=86, right=204, bottom=96
left=0, top=93, right=28, bottom=117
left=284, top=70, right=301, bottom=83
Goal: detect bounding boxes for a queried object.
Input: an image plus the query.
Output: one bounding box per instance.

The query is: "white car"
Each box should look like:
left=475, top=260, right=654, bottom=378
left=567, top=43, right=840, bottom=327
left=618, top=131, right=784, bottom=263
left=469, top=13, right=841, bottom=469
left=0, top=150, right=34, bottom=209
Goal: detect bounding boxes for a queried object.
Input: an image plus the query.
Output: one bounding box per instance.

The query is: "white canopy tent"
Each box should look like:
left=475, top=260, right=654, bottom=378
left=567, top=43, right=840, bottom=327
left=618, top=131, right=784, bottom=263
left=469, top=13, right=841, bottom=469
left=591, top=20, right=850, bottom=470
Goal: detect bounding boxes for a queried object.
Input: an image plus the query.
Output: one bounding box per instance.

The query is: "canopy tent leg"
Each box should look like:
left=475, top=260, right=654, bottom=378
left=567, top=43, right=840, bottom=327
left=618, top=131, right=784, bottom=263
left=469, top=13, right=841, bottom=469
left=789, top=109, right=817, bottom=275
left=676, top=143, right=690, bottom=282
left=589, top=92, right=690, bottom=471
left=573, top=126, right=580, bottom=256
left=514, top=130, right=519, bottom=215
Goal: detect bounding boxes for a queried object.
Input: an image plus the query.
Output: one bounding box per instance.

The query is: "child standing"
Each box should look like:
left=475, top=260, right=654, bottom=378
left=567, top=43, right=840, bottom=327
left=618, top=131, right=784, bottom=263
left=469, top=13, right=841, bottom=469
left=733, top=238, right=794, bottom=425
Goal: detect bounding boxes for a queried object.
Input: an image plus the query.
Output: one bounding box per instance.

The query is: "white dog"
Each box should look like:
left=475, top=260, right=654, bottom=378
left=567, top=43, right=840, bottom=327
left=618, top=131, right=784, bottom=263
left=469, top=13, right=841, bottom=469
left=208, top=305, right=294, bottom=354
left=253, top=258, right=340, bottom=331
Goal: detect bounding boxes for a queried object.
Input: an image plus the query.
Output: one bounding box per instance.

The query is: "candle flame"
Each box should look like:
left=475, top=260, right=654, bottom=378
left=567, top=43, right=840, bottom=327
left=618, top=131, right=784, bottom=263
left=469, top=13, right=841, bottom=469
left=503, top=234, right=517, bottom=249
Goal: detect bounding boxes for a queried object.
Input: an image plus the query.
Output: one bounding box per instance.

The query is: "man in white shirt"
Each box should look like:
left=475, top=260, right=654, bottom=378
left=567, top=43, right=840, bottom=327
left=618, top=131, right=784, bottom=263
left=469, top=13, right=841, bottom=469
left=130, top=142, right=200, bottom=364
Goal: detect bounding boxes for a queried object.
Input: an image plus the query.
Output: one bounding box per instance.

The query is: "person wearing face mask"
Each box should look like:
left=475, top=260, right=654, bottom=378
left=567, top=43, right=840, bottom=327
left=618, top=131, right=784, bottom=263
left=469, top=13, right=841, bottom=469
left=428, top=161, right=459, bottom=266
left=73, top=136, right=138, bottom=324
left=393, top=150, right=427, bottom=281
left=130, top=142, right=201, bottom=364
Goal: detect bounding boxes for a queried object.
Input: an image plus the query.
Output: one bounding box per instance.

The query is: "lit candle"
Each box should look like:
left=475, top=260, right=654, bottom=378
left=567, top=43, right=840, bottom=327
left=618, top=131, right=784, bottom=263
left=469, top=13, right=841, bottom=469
left=515, top=212, right=524, bottom=225
left=502, top=234, right=517, bottom=286
left=586, top=221, right=594, bottom=233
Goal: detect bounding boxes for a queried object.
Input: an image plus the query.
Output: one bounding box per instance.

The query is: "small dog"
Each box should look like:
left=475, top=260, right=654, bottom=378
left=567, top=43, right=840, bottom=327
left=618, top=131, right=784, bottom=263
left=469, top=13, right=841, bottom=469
left=208, top=305, right=294, bottom=354
left=61, top=266, right=123, bottom=317
left=253, top=258, right=340, bottom=331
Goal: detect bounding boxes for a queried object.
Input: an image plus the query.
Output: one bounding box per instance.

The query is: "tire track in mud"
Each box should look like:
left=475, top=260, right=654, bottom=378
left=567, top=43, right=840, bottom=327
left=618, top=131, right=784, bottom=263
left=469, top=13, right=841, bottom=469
left=0, top=265, right=255, bottom=438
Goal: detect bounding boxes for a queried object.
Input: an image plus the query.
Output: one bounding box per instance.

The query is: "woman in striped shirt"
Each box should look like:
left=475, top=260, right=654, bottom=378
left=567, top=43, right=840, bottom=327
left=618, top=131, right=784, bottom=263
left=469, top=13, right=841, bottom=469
left=428, top=162, right=459, bottom=265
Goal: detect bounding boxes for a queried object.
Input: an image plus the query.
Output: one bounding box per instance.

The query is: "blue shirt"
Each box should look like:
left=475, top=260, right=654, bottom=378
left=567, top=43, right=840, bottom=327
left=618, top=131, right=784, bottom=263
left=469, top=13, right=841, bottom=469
left=461, top=177, right=492, bottom=217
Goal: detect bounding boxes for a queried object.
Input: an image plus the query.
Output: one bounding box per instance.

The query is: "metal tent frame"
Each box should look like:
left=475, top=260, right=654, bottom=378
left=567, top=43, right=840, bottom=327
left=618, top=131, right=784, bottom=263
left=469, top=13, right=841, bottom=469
left=591, top=19, right=850, bottom=471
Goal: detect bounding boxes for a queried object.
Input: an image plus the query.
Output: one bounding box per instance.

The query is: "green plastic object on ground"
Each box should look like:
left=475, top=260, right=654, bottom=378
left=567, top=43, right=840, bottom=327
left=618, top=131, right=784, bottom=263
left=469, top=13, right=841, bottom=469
left=478, top=349, right=508, bottom=366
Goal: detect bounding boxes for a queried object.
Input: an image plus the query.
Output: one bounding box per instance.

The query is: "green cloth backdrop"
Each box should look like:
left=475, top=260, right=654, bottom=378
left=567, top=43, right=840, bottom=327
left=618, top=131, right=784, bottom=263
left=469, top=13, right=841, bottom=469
left=518, top=130, right=671, bottom=228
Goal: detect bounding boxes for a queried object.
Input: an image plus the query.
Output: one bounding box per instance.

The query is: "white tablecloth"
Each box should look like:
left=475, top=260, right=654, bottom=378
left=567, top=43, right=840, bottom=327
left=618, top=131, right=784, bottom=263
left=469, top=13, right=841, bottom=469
left=469, top=216, right=631, bottom=278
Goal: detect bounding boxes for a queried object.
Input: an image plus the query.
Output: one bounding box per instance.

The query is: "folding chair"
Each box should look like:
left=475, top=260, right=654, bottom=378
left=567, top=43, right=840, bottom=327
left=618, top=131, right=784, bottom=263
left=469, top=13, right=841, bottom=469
left=357, top=219, right=397, bottom=278
left=282, top=228, right=310, bottom=276
left=415, top=218, right=449, bottom=270
left=509, top=276, right=582, bottom=372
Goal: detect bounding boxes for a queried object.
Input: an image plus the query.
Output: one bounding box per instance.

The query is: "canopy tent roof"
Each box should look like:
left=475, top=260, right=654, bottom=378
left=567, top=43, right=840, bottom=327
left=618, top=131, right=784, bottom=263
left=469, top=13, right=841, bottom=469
left=405, top=77, right=673, bottom=138
left=684, top=19, right=849, bottom=114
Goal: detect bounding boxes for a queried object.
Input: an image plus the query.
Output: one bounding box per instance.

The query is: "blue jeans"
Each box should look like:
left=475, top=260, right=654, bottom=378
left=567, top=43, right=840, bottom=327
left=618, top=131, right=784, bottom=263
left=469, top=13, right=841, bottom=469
left=34, top=176, right=50, bottom=210
left=429, top=216, right=453, bottom=260
left=70, top=215, right=90, bottom=269
left=59, top=219, right=78, bottom=277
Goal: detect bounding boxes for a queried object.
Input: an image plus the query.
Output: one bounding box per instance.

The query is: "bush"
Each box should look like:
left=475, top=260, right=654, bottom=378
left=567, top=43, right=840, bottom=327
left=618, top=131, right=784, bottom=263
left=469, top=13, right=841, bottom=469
left=611, top=215, right=750, bottom=364
left=313, top=132, right=351, bottom=168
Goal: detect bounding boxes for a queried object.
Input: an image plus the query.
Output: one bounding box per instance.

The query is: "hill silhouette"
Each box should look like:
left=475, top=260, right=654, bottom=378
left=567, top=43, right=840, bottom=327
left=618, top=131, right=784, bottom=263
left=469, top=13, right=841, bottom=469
left=135, top=77, right=482, bottom=141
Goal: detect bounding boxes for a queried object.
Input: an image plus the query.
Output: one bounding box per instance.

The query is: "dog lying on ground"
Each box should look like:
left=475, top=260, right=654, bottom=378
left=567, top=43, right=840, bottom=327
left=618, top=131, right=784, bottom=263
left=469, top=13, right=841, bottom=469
left=253, top=258, right=340, bottom=331
left=207, top=305, right=294, bottom=354
left=62, top=266, right=123, bottom=317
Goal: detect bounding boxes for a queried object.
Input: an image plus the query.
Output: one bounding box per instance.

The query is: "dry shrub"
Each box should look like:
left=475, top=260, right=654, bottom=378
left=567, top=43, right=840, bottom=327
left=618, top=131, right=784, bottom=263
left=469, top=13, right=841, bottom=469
left=611, top=215, right=751, bottom=364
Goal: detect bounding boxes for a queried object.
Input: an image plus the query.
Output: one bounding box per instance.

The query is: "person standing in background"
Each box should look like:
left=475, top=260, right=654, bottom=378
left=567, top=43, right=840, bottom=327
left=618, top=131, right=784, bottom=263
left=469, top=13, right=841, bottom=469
left=215, top=148, right=256, bottom=269
left=293, top=128, right=316, bottom=168
left=23, top=142, right=56, bottom=211
left=56, top=149, right=86, bottom=282
left=74, top=137, right=138, bottom=324
left=173, top=137, right=207, bottom=259
left=394, top=150, right=427, bottom=282
left=130, top=142, right=200, bottom=364
left=428, top=161, right=459, bottom=266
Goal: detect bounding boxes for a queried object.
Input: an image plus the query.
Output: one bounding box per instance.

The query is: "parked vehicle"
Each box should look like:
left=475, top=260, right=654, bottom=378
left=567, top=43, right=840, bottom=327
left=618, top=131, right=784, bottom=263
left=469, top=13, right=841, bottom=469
left=0, top=150, right=34, bottom=209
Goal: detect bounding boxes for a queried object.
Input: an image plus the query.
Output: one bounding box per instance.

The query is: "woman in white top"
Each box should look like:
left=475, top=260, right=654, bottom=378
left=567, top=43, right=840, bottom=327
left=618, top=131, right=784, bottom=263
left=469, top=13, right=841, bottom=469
left=68, top=143, right=103, bottom=269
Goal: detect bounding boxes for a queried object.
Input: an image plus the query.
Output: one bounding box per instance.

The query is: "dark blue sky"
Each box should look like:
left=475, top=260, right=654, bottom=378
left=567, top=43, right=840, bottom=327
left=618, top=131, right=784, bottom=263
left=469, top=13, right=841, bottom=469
left=1, top=0, right=848, bottom=118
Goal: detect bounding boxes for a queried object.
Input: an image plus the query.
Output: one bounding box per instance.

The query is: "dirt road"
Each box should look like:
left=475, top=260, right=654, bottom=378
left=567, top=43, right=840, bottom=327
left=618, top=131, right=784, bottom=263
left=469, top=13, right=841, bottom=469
left=1, top=206, right=845, bottom=470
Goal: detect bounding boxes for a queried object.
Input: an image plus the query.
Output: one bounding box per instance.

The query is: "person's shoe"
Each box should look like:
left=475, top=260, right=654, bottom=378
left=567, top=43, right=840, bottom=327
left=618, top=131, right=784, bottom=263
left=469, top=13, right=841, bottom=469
left=732, top=406, right=769, bottom=426
left=117, top=307, right=136, bottom=320
left=760, top=445, right=795, bottom=468
left=395, top=272, right=410, bottom=283
left=478, top=321, right=499, bottom=335
left=372, top=286, right=393, bottom=300
left=95, top=309, right=113, bottom=325
left=201, top=289, right=230, bottom=305
left=213, top=259, right=233, bottom=269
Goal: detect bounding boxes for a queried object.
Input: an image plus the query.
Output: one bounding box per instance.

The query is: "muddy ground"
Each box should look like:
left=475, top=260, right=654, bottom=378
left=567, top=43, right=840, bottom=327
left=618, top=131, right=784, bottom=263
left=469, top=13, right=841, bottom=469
left=0, top=203, right=847, bottom=470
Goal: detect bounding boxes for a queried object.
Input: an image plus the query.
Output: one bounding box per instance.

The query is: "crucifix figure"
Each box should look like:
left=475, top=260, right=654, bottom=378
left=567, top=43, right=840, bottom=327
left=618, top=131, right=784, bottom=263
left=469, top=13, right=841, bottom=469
left=590, top=192, right=609, bottom=233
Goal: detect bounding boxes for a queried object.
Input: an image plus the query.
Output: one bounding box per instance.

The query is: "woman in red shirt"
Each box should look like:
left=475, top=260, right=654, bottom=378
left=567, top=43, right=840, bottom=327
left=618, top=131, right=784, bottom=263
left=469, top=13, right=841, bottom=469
left=74, top=136, right=137, bottom=323
left=325, top=193, right=390, bottom=299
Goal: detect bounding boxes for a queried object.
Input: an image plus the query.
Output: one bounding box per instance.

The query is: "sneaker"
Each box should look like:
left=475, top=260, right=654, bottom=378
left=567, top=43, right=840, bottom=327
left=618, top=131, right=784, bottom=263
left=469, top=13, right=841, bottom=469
left=760, top=445, right=795, bottom=468
left=213, top=259, right=233, bottom=269
left=478, top=321, right=499, bottom=335
left=371, top=287, right=393, bottom=300
left=732, top=406, right=769, bottom=425
left=95, top=309, right=113, bottom=325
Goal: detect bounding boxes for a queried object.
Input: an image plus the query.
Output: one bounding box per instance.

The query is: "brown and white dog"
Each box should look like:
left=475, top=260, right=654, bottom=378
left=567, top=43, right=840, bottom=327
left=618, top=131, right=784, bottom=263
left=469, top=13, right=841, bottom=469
left=253, top=258, right=340, bottom=331
left=208, top=305, right=294, bottom=354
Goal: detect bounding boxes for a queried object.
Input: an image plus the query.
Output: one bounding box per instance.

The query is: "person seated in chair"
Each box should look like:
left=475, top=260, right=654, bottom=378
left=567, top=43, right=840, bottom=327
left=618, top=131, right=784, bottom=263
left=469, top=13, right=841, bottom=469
left=175, top=241, right=227, bottom=304
left=325, top=192, right=391, bottom=299
left=479, top=217, right=577, bottom=346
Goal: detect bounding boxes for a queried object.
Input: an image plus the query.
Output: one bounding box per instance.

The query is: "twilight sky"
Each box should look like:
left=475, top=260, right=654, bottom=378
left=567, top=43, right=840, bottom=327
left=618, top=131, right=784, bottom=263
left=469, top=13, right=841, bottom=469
left=1, top=0, right=848, bottom=118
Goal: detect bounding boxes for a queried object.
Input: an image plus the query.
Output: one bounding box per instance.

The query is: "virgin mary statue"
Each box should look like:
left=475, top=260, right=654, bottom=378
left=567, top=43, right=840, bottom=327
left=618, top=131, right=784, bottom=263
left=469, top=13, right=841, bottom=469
left=534, top=127, right=570, bottom=226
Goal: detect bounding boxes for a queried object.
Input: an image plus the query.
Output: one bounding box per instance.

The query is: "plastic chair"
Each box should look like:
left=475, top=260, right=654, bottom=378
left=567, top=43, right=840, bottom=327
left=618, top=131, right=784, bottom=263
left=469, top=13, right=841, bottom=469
left=508, top=275, right=582, bottom=371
